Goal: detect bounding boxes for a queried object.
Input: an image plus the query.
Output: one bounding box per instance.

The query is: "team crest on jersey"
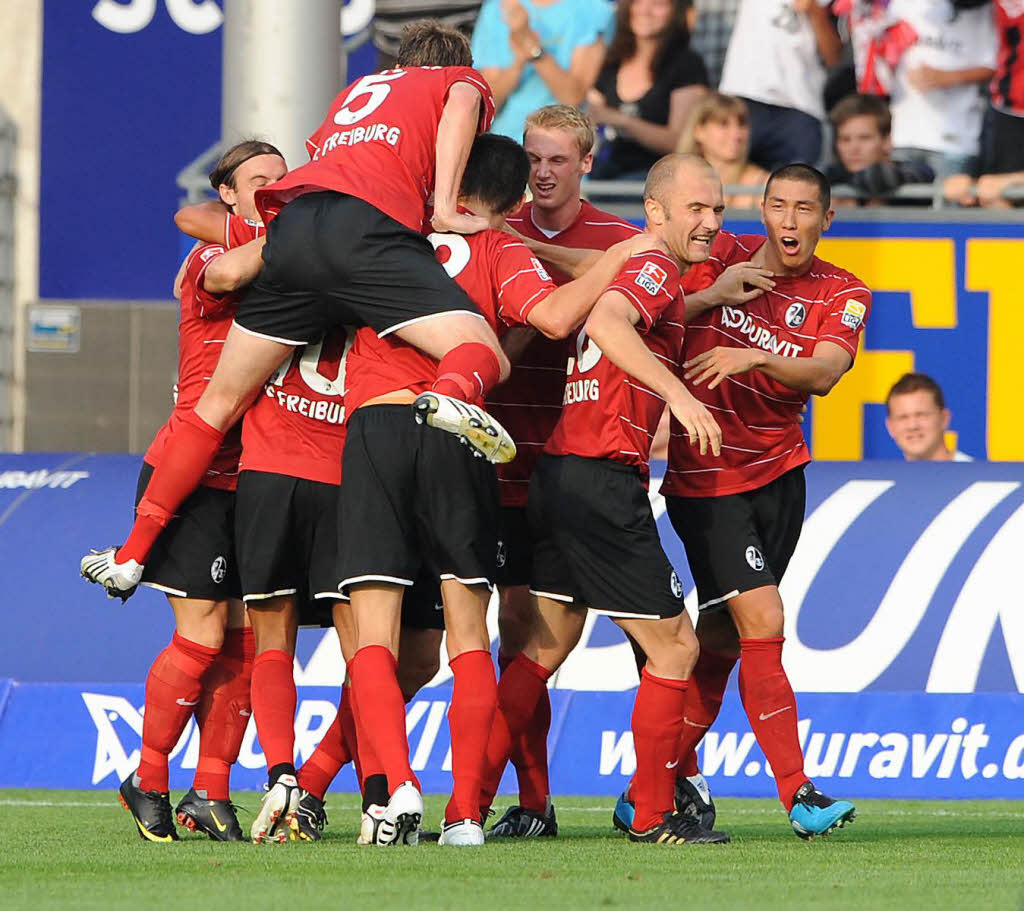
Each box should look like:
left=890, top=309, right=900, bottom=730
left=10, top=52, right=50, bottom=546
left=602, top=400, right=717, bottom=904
left=635, top=261, right=668, bottom=296
left=745, top=546, right=765, bottom=572
left=785, top=302, right=806, bottom=328
left=531, top=257, right=552, bottom=282
left=210, top=556, right=227, bottom=584
left=840, top=299, right=866, bottom=330
left=669, top=571, right=683, bottom=599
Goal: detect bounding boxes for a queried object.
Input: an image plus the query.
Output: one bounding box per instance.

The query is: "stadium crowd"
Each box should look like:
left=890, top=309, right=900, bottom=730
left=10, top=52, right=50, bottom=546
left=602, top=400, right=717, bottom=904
left=75, top=3, right=992, bottom=852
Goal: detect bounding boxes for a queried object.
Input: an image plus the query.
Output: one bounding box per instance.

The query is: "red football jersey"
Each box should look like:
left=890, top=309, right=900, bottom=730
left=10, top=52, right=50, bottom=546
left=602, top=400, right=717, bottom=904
left=488, top=201, right=641, bottom=506
left=661, top=233, right=872, bottom=499
left=544, top=250, right=685, bottom=479
left=224, top=213, right=264, bottom=249
left=992, top=2, right=1024, bottom=114
left=255, top=67, right=495, bottom=232
left=344, top=228, right=555, bottom=412
left=145, top=240, right=249, bottom=490
left=240, top=328, right=352, bottom=486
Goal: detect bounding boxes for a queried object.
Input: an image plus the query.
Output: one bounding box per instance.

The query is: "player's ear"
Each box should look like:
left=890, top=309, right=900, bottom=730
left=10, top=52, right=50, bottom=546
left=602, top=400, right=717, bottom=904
left=580, top=152, right=593, bottom=176
left=218, top=183, right=238, bottom=210
left=644, top=196, right=665, bottom=226
left=508, top=195, right=527, bottom=216
left=821, top=206, right=835, bottom=232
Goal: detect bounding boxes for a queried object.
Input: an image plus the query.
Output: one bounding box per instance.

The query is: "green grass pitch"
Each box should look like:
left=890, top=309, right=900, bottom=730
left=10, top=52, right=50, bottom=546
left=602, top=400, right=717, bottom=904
left=1, top=791, right=1021, bottom=910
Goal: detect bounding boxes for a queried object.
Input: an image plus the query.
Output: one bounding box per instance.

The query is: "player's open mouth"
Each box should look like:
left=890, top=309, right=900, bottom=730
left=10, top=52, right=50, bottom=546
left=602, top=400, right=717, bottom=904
left=535, top=181, right=556, bottom=195
left=690, top=234, right=714, bottom=250
left=781, top=236, right=800, bottom=254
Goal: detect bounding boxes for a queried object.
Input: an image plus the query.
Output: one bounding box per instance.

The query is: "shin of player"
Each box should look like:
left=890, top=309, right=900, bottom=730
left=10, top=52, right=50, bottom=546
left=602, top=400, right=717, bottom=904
left=666, top=164, right=866, bottom=838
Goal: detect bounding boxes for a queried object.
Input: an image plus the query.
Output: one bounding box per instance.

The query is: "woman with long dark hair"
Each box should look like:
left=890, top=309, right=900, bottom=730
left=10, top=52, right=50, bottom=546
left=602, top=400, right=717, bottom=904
left=587, top=0, right=708, bottom=180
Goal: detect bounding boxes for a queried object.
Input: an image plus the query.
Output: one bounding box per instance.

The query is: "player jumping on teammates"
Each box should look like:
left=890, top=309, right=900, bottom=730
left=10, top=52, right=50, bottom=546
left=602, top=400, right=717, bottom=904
left=81, top=22, right=519, bottom=600
left=620, top=163, right=866, bottom=840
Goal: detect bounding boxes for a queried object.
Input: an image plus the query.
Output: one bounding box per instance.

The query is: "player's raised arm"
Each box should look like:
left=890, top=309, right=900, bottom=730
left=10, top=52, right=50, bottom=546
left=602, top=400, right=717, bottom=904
left=586, top=290, right=721, bottom=455
left=683, top=262, right=776, bottom=320
left=174, top=200, right=231, bottom=244
left=432, top=82, right=491, bottom=235
left=203, top=236, right=268, bottom=295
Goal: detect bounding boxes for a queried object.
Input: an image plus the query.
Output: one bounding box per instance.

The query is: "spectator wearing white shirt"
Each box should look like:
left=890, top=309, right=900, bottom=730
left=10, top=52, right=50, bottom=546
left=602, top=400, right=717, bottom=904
left=888, top=0, right=997, bottom=179
left=719, top=0, right=842, bottom=170
left=885, top=372, right=974, bottom=462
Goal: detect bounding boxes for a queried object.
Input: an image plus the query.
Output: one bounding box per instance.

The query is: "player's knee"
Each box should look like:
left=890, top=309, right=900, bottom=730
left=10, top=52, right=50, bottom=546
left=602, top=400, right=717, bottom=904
left=497, top=590, right=534, bottom=657
left=397, top=636, right=442, bottom=699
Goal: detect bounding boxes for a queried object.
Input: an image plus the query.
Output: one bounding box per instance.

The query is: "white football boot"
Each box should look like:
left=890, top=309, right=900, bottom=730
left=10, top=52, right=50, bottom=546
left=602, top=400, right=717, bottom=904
left=438, top=818, right=485, bottom=846
left=251, top=774, right=301, bottom=844
left=358, top=804, right=398, bottom=846
left=383, top=781, right=423, bottom=846
left=413, top=392, right=516, bottom=464
left=80, top=547, right=144, bottom=602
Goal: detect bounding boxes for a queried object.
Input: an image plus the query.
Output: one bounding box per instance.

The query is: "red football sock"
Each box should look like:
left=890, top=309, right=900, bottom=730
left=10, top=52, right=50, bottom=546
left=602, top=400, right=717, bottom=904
left=340, top=684, right=367, bottom=786
left=676, top=648, right=737, bottom=778
left=251, top=649, right=297, bottom=773
left=349, top=645, right=415, bottom=795
left=445, top=650, right=497, bottom=823
left=137, top=633, right=220, bottom=794
left=118, top=410, right=225, bottom=564
left=498, top=650, right=551, bottom=811
left=432, top=342, right=502, bottom=404
left=479, top=653, right=551, bottom=813
left=738, top=637, right=807, bottom=810
left=298, top=692, right=354, bottom=801
left=192, top=627, right=254, bottom=801
left=630, top=668, right=688, bottom=833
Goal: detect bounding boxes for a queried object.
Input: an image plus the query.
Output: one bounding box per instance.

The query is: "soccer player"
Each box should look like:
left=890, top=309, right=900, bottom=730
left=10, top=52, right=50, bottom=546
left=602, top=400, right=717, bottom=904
left=337, top=132, right=645, bottom=847
left=93, top=141, right=287, bottom=842
left=653, top=163, right=866, bottom=839
left=81, top=21, right=517, bottom=600
left=482, top=104, right=641, bottom=839
left=479, top=154, right=730, bottom=846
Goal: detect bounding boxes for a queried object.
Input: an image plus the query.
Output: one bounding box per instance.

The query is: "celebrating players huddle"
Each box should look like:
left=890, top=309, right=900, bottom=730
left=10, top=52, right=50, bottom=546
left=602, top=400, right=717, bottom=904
left=81, top=21, right=866, bottom=847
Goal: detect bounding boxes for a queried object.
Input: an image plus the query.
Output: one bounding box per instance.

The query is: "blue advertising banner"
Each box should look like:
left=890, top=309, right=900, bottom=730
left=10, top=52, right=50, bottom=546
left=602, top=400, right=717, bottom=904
left=0, top=454, right=1021, bottom=695
left=0, top=681, right=1021, bottom=798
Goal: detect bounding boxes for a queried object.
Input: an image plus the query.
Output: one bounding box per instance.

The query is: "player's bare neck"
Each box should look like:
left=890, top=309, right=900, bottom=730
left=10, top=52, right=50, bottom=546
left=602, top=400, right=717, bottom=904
left=532, top=197, right=583, bottom=235
left=755, top=243, right=814, bottom=278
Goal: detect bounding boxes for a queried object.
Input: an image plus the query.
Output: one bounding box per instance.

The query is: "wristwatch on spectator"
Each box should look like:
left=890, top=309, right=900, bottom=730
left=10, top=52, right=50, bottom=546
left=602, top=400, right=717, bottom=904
left=529, top=44, right=546, bottom=62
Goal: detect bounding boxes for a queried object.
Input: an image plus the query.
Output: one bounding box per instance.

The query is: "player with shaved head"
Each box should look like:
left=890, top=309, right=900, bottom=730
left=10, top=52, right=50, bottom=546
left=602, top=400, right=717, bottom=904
left=479, top=154, right=731, bottom=846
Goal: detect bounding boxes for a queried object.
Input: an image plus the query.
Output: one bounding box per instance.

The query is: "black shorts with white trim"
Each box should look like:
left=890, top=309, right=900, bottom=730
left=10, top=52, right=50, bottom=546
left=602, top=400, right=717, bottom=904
left=135, top=461, right=240, bottom=602
left=527, top=453, right=684, bottom=620
left=337, top=405, right=499, bottom=594
left=234, top=192, right=482, bottom=345
left=234, top=469, right=341, bottom=626
left=665, top=465, right=805, bottom=612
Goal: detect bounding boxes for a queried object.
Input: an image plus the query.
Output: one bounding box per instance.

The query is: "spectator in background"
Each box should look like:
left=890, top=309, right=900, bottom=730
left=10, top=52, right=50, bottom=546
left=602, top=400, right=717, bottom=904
left=472, top=0, right=611, bottom=139
left=943, top=0, right=1024, bottom=207
left=833, top=0, right=919, bottom=96
left=826, top=93, right=934, bottom=204
left=676, top=92, right=767, bottom=207
left=887, top=0, right=996, bottom=180
left=690, top=0, right=740, bottom=88
left=587, top=0, right=708, bottom=180
left=886, top=373, right=974, bottom=462
left=719, top=0, right=843, bottom=170
left=372, top=1, right=483, bottom=68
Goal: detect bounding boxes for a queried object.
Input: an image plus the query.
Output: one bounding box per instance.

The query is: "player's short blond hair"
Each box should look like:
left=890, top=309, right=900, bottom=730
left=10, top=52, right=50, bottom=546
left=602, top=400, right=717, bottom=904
left=523, top=105, right=596, bottom=158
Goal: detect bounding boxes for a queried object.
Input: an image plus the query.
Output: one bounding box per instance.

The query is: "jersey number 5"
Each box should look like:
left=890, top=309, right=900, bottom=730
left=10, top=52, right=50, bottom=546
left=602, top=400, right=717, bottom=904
left=334, top=71, right=406, bottom=126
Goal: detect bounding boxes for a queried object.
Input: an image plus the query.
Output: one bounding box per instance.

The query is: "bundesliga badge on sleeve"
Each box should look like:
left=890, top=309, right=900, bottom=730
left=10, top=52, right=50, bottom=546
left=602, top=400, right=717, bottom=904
left=635, top=261, right=668, bottom=296
left=840, top=299, right=866, bottom=330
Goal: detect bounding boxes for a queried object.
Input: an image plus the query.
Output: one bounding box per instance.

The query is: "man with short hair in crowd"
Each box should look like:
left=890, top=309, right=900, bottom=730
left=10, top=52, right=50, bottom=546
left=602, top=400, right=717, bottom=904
left=885, top=372, right=974, bottom=462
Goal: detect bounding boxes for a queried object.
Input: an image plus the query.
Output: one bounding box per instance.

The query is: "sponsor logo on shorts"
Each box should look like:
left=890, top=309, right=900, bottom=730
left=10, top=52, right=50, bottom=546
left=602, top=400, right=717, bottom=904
left=840, top=299, right=866, bottom=330
left=745, top=546, right=765, bottom=571
left=669, top=571, right=683, bottom=598
left=785, top=302, right=806, bottom=328
left=496, top=540, right=507, bottom=568
left=210, top=556, right=227, bottom=584
left=635, top=261, right=668, bottom=296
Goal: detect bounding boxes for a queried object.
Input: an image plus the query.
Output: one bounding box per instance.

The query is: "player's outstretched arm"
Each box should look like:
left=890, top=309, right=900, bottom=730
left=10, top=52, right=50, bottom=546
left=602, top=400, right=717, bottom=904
left=685, top=339, right=852, bottom=397
left=203, top=236, right=267, bottom=295
left=684, top=262, right=775, bottom=321
left=527, top=237, right=642, bottom=339
left=518, top=235, right=601, bottom=278
left=432, top=82, right=491, bottom=235
left=174, top=200, right=231, bottom=244
left=585, top=291, right=721, bottom=455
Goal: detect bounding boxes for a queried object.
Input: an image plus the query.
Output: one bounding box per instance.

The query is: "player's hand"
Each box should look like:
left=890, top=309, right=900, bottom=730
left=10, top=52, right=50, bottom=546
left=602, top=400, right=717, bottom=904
left=907, top=64, right=949, bottom=93
left=684, top=346, right=764, bottom=390
left=711, top=262, right=774, bottom=306
left=668, top=391, right=721, bottom=456
left=431, top=210, right=491, bottom=235
left=618, top=232, right=667, bottom=258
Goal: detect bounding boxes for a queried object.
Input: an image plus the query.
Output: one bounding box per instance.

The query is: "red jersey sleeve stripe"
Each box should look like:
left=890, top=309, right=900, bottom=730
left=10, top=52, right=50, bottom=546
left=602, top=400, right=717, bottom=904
left=607, top=284, right=656, bottom=326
